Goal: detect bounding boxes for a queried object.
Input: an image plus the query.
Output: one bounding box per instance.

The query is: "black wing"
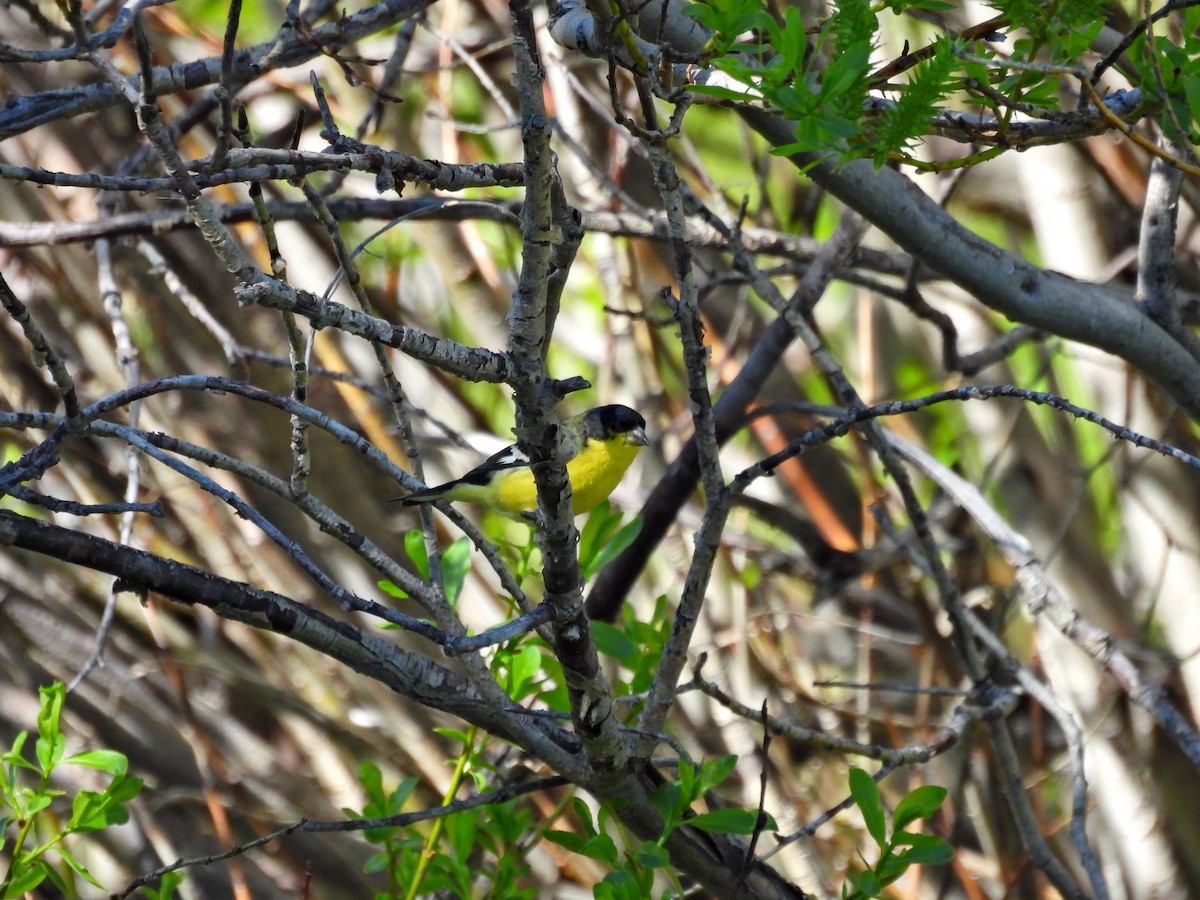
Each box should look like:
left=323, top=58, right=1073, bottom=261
left=452, top=443, right=529, bottom=487
left=398, top=442, right=530, bottom=504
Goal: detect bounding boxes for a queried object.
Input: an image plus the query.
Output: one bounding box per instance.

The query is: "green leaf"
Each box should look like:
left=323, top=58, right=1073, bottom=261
left=591, top=621, right=637, bottom=660
left=697, top=754, right=738, bottom=794
left=571, top=797, right=599, bottom=837
left=68, top=775, right=142, bottom=831
left=544, top=829, right=619, bottom=865
left=107, top=773, right=144, bottom=805
left=681, top=1, right=719, bottom=29
left=649, top=780, right=683, bottom=833
left=852, top=867, right=883, bottom=896
left=1182, top=77, right=1200, bottom=134
left=595, top=869, right=642, bottom=900
left=685, top=808, right=775, bottom=834
left=771, top=139, right=812, bottom=158
left=354, top=766, right=417, bottom=825
left=445, top=807, right=481, bottom=858
left=892, top=830, right=944, bottom=849
left=736, top=558, right=761, bottom=589
left=1018, top=77, right=1061, bottom=109
left=687, top=83, right=761, bottom=103
left=404, top=529, right=429, bottom=580
left=773, top=80, right=817, bottom=116
left=34, top=733, right=64, bottom=775
left=830, top=0, right=877, bottom=54
left=24, top=794, right=54, bottom=817
left=817, top=114, right=861, bottom=140
left=848, top=768, right=886, bottom=849
left=892, top=785, right=947, bottom=832
left=961, top=55, right=993, bottom=88
left=376, top=579, right=408, bottom=599
left=580, top=504, right=644, bottom=581
left=3, top=858, right=50, bottom=896
left=55, top=843, right=104, bottom=888
left=677, top=759, right=697, bottom=804
left=871, top=37, right=957, bottom=162
left=390, top=776, right=418, bottom=808
left=591, top=517, right=642, bottom=577
left=70, top=788, right=109, bottom=830
left=36, top=683, right=65, bottom=746
left=38, top=863, right=73, bottom=898
left=2, top=731, right=36, bottom=770
left=34, top=685, right=68, bottom=776
left=504, top=644, right=542, bottom=698
left=544, top=829, right=588, bottom=853
left=139, top=870, right=184, bottom=900
left=898, top=843, right=955, bottom=869
left=772, top=7, right=807, bottom=71
left=892, top=836, right=954, bottom=866
left=579, top=501, right=620, bottom=576
left=533, top=646, right=570, bottom=713
left=634, top=840, right=671, bottom=869
left=64, top=749, right=129, bottom=776
left=585, top=833, right=619, bottom=866
left=441, top=537, right=472, bottom=605
left=357, top=762, right=384, bottom=805
left=724, top=10, right=771, bottom=37
left=821, top=48, right=869, bottom=100
left=886, top=0, right=954, bottom=9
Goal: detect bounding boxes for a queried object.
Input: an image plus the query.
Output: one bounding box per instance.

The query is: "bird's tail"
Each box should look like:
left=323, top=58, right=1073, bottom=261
left=394, top=486, right=446, bottom=506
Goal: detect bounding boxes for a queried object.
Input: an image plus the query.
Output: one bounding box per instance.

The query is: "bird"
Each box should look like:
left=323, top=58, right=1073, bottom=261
left=398, top=405, right=649, bottom=519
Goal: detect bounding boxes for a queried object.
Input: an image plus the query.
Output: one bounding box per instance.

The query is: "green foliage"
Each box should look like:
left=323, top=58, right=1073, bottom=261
left=683, top=0, right=1200, bottom=168
left=404, top=529, right=430, bottom=581
left=1136, top=26, right=1200, bottom=145
left=650, top=756, right=774, bottom=838
left=592, top=594, right=671, bottom=699
left=842, top=768, right=953, bottom=899
left=579, top=501, right=643, bottom=581
left=351, top=754, right=537, bottom=899
left=185, top=0, right=280, bottom=42
left=543, top=798, right=619, bottom=865
left=519, top=642, right=570, bottom=713
left=546, top=799, right=660, bottom=899
left=138, top=870, right=184, bottom=900
left=685, top=0, right=776, bottom=57
left=492, top=640, right=544, bottom=703
left=379, top=531, right=472, bottom=606
left=0, top=682, right=144, bottom=898
left=994, top=0, right=1101, bottom=59
left=870, top=38, right=957, bottom=167
left=882, top=0, right=955, bottom=10
left=440, top=538, right=473, bottom=606
left=544, top=757, right=772, bottom=899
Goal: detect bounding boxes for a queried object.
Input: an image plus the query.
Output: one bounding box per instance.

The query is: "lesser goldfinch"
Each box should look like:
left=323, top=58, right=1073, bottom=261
left=398, top=405, right=649, bottom=518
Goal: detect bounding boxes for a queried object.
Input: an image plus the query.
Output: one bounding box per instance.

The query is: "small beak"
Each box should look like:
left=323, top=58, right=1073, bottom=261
left=628, top=426, right=649, bottom=447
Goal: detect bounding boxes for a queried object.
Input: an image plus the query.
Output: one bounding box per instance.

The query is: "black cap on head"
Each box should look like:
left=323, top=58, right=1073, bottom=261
left=586, top=404, right=646, bottom=439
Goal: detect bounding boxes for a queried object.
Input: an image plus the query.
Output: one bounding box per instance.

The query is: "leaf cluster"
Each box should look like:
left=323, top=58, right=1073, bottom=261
left=843, top=767, right=953, bottom=899
left=546, top=755, right=774, bottom=899
left=684, top=0, right=1200, bottom=167
left=352, top=752, right=536, bottom=898
left=0, top=682, right=144, bottom=898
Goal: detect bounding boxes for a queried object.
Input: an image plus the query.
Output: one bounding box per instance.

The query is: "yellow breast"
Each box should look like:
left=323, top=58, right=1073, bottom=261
left=490, top=437, right=643, bottom=516
left=564, top=437, right=643, bottom=514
